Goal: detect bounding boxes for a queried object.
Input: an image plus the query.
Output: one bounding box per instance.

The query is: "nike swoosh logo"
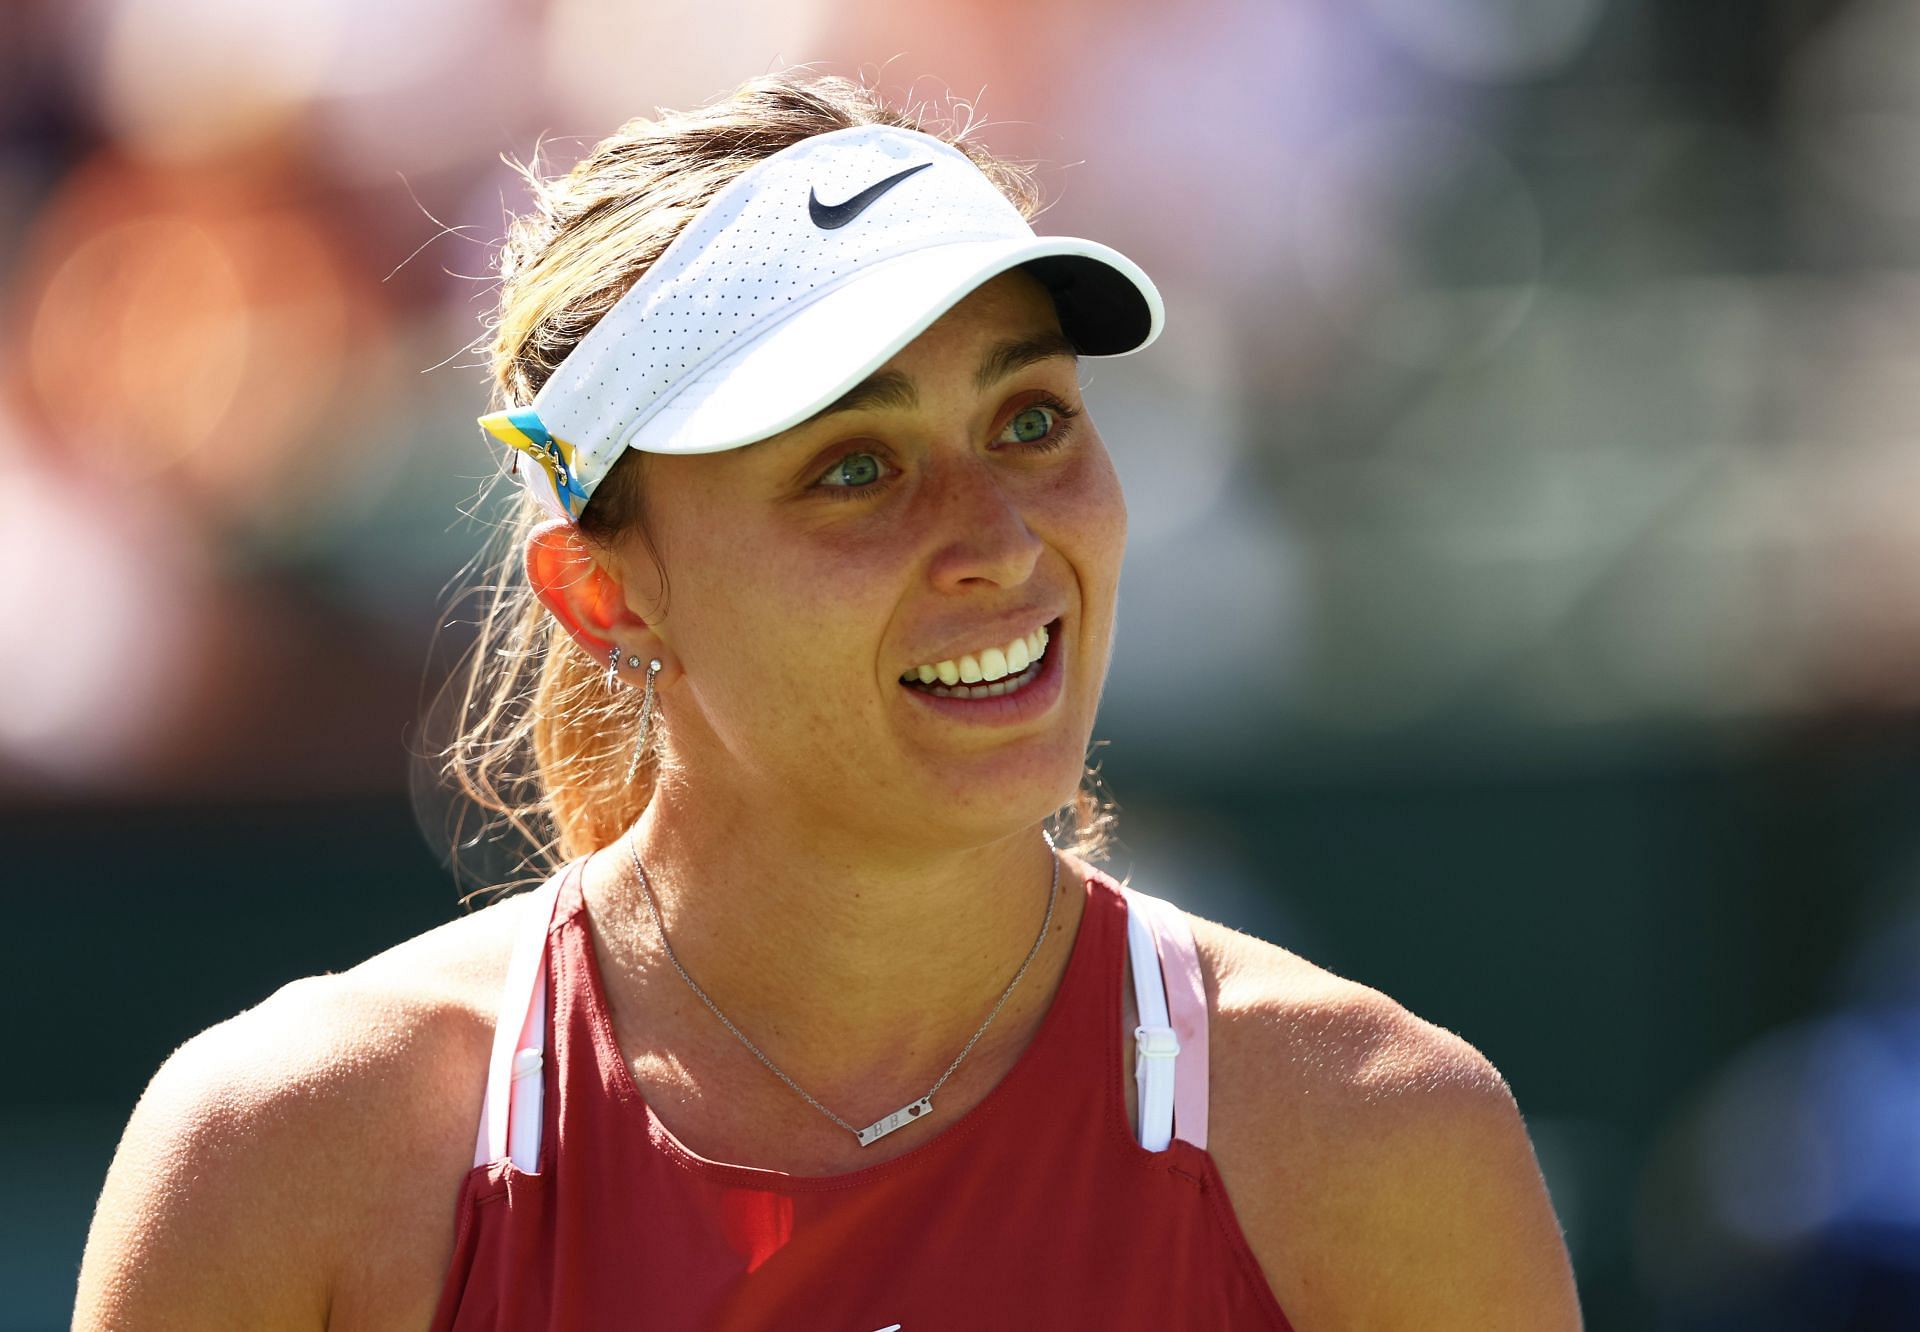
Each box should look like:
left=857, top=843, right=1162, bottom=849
left=808, top=162, right=932, bottom=230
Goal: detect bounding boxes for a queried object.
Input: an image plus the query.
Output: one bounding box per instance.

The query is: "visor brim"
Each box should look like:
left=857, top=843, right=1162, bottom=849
left=620, top=235, right=1163, bottom=458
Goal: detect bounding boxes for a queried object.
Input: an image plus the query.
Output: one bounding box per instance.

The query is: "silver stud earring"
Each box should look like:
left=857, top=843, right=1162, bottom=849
left=608, top=647, right=648, bottom=685
left=624, top=658, right=664, bottom=784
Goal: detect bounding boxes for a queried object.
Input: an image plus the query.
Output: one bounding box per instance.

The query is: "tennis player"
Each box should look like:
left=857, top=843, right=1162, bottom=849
left=75, top=73, right=1583, bottom=1329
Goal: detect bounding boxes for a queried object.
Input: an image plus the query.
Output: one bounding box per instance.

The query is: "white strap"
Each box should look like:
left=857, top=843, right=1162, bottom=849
left=472, top=865, right=572, bottom=1171
left=1122, top=887, right=1180, bottom=1152
left=1137, top=890, right=1210, bottom=1151
left=1119, top=885, right=1212, bottom=1151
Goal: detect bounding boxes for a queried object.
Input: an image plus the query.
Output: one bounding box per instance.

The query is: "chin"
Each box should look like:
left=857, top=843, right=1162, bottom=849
left=902, top=748, right=1090, bottom=845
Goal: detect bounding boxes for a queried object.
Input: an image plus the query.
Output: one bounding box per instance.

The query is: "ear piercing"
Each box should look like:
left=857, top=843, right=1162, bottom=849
left=606, top=646, right=665, bottom=782
left=625, top=657, right=663, bottom=784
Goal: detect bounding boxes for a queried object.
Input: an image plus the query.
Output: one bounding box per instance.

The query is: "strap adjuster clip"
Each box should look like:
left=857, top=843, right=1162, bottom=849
left=1134, top=1024, right=1180, bottom=1059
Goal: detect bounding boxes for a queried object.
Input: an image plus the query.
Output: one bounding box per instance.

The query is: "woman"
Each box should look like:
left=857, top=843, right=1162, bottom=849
left=75, top=74, right=1582, bottom=1329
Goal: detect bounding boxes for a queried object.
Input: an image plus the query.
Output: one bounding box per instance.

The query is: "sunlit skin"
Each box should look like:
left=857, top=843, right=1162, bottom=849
left=524, top=269, right=1128, bottom=1139
left=71, top=280, right=1584, bottom=1332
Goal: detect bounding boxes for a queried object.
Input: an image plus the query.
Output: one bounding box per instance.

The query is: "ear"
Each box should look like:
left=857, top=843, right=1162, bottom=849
left=524, top=519, right=672, bottom=683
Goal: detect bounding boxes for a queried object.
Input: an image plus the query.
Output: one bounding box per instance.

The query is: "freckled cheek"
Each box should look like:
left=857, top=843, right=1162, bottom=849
left=691, top=550, right=900, bottom=696
left=1049, top=441, right=1128, bottom=594
left=681, top=602, right=884, bottom=762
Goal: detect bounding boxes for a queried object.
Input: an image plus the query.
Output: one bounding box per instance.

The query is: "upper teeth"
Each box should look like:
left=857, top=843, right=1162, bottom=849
left=902, top=625, right=1050, bottom=686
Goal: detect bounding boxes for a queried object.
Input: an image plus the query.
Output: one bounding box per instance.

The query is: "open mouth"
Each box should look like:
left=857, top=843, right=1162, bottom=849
left=898, top=618, right=1061, bottom=701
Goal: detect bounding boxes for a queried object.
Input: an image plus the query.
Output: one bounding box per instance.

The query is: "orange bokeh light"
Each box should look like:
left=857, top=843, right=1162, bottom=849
left=13, top=150, right=380, bottom=531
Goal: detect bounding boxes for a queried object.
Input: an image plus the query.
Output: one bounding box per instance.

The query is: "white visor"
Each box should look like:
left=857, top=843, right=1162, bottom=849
left=478, top=123, right=1164, bottom=522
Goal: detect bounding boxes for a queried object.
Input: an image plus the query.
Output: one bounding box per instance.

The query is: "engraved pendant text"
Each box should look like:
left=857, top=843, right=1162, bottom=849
left=856, top=1095, right=933, bottom=1146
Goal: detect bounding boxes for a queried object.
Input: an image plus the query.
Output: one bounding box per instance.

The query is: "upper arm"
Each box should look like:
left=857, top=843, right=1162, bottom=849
left=74, top=987, right=345, bottom=1331
left=1354, top=1039, right=1581, bottom=1328
left=1288, top=1003, right=1585, bottom=1330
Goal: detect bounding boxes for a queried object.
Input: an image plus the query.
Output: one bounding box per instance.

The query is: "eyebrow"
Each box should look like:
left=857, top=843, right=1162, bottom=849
left=808, top=332, right=1081, bottom=421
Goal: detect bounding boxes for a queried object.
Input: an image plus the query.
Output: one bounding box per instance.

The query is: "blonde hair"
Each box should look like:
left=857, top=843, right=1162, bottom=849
left=432, top=71, right=1119, bottom=901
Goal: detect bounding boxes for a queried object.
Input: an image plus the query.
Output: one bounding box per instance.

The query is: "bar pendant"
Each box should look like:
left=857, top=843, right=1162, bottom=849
left=856, top=1095, right=934, bottom=1146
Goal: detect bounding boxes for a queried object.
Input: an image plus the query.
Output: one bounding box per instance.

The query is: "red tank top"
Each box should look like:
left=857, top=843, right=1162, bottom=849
left=429, top=859, right=1296, bottom=1330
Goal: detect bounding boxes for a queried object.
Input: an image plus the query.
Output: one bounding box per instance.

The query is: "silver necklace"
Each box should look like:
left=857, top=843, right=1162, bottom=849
left=623, top=829, right=1061, bottom=1147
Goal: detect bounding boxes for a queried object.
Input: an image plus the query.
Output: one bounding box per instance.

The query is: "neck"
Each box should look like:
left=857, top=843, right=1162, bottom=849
left=578, top=781, right=1085, bottom=1112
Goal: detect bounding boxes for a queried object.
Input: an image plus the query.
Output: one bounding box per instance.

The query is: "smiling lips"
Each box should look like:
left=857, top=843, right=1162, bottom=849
left=900, top=624, right=1051, bottom=688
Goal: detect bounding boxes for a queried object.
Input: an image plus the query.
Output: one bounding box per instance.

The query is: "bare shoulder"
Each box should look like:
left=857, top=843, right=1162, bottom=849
left=1185, top=911, right=1506, bottom=1103
left=74, top=888, right=538, bottom=1332
left=1181, top=911, right=1584, bottom=1331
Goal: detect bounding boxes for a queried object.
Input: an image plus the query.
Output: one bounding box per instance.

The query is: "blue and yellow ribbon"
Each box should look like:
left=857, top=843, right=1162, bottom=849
left=477, top=407, right=592, bottom=520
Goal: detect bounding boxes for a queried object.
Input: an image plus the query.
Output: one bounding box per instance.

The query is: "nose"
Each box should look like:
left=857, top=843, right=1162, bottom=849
left=921, top=449, right=1044, bottom=593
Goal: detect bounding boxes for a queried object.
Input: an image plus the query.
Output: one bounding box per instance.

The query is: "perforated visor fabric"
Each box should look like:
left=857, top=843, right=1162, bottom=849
left=621, top=235, right=1155, bottom=458
left=488, top=124, right=1163, bottom=520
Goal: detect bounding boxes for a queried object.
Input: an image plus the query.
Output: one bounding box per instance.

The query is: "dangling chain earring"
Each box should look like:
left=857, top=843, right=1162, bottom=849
left=607, top=646, right=664, bottom=784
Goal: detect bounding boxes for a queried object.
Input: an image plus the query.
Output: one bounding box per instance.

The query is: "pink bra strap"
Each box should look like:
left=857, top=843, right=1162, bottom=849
left=472, top=859, right=578, bottom=1171
left=1134, top=889, right=1211, bottom=1150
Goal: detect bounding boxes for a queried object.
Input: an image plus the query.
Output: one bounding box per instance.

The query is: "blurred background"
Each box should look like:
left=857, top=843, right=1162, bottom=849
left=4, top=0, right=1917, bottom=1327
